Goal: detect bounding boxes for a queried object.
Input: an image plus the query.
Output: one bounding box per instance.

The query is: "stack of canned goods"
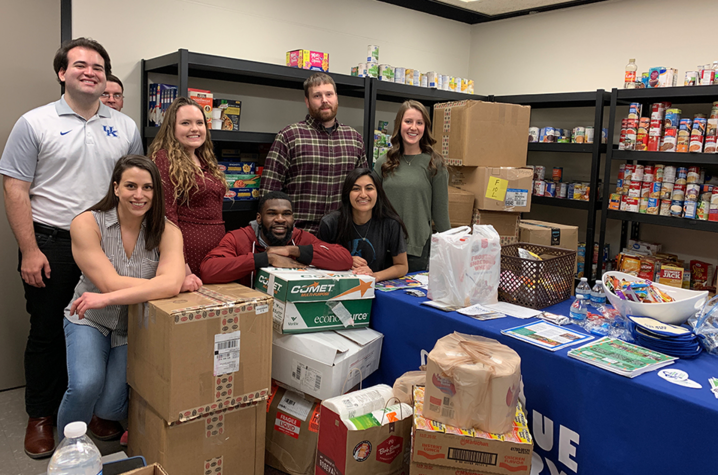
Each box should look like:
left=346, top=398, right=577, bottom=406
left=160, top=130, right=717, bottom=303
left=531, top=165, right=594, bottom=201
left=352, top=45, right=474, bottom=93
left=609, top=163, right=718, bottom=221
left=618, top=102, right=718, bottom=153
left=528, top=126, right=608, bottom=144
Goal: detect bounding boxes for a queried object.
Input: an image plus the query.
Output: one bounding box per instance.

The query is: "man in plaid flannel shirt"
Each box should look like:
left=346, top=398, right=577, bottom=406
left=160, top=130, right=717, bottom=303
left=260, top=73, right=368, bottom=234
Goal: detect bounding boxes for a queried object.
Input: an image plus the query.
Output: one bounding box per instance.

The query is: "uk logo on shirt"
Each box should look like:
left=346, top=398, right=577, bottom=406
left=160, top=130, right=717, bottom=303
left=103, top=126, right=118, bottom=137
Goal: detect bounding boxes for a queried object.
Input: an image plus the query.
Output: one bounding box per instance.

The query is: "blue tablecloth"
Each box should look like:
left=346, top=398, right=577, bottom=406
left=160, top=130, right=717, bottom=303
left=365, top=290, right=718, bottom=475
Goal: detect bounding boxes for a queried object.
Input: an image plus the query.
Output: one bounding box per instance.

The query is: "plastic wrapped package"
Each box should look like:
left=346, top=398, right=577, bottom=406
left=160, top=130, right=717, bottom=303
left=424, top=332, right=521, bottom=434
left=392, top=370, right=426, bottom=405
left=428, top=225, right=501, bottom=307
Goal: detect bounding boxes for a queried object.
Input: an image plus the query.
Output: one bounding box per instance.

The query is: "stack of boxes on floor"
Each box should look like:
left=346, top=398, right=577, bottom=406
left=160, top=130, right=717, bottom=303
left=126, top=284, right=274, bottom=475
left=437, top=100, right=532, bottom=243
left=259, top=268, right=382, bottom=475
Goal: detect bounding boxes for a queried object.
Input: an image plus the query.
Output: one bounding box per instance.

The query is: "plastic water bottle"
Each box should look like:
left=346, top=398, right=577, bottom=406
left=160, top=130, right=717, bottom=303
left=47, top=421, right=102, bottom=475
left=591, top=281, right=607, bottom=305
left=575, top=277, right=592, bottom=299
left=569, top=295, right=588, bottom=322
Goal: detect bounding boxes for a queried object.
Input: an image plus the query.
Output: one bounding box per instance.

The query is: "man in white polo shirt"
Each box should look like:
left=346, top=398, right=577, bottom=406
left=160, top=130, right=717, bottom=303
left=0, top=37, right=142, bottom=458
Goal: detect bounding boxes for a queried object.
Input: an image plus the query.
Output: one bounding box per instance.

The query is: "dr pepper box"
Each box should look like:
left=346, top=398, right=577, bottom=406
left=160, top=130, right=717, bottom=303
left=255, top=268, right=375, bottom=334
left=127, top=284, right=273, bottom=423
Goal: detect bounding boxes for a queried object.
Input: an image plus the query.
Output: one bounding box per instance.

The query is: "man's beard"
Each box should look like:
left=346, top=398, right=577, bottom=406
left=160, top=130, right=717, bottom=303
left=309, top=103, right=337, bottom=123
left=262, top=222, right=294, bottom=246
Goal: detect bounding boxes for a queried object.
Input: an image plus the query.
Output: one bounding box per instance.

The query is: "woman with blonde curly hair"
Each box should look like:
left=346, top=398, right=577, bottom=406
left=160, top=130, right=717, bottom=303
left=149, top=97, right=227, bottom=277
left=373, top=100, right=450, bottom=272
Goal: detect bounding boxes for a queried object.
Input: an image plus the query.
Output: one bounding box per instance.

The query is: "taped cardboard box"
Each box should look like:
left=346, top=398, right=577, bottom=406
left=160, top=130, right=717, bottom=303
left=410, top=462, right=495, bottom=475
left=120, top=463, right=169, bottom=475
left=432, top=101, right=530, bottom=168
left=128, top=392, right=265, bottom=475
left=448, top=186, right=475, bottom=227
left=127, top=284, right=272, bottom=423
left=412, top=387, right=532, bottom=475
left=472, top=210, right=520, bottom=246
left=272, top=328, right=383, bottom=400
left=265, top=382, right=320, bottom=475
left=519, top=220, right=578, bottom=270
left=255, top=268, right=375, bottom=334
left=455, top=168, right=532, bottom=213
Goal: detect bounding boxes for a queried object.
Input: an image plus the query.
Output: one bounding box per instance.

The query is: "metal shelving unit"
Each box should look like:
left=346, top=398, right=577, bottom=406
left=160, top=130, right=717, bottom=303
left=493, top=90, right=610, bottom=280
left=598, top=86, right=718, bottom=277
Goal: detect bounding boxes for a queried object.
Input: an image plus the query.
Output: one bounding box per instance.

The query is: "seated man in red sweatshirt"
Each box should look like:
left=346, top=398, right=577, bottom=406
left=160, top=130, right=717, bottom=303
left=200, top=191, right=352, bottom=286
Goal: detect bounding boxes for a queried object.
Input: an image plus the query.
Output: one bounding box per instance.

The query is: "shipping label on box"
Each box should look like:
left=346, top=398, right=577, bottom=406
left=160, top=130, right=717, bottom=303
left=272, top=328, right=383, bottom=400
left=256, top=268, right=375, bottom=303
left=129, top=392, right=266, bottom=475
left=432, top=101, right=530, bottom=168
left=460, top=168, right=532, bottom=212
left=266, top=383, right=321, bottom=475
left=274, top=298, right=372, bottom=334
left=412, top=387, right=532, bottom=475
left=127, top=284, right=273, bottom=423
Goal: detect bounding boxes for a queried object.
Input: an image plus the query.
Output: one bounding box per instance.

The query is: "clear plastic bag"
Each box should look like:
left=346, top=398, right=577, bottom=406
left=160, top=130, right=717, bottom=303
left=690, top=295, right=718, bottom=355
left=427, top=225, right=501, bottom=307
left=424, top=332, right=521, bottom=434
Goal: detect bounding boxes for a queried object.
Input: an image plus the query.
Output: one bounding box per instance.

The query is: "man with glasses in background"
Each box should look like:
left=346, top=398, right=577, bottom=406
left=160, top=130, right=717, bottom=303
left=101, top=74, right=124, bottom=112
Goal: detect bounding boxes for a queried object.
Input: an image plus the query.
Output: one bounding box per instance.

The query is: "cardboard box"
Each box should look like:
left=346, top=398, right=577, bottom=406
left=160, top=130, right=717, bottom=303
left=224, top=174, right=261, bottom=202
left=412, top=387, right=532, bottom=475
left=286, top=50, right=329, bottom=72
left=255, top=269, right=375, bottom=334
left=519, top=219, right=578, bottom=271
left=127, top=284, right=273, bottom=423
left=265, top=382, right=321, bottom=475
left=218, top=162, right=256, bottom=174
left=432, top=101, right=530, bottom=168
left=272, top=328, right=383, bottom=400
left=316, top=390, right=412, bottom=475
left=411, top=462, right=496, bottom=475
left=212, top=99, right=241, bottom=131
left=121, top=463, right=169, bottom=475
left=472, top=210, right=520, bottom=246
left=457, top=168, right=532, bottom=212
left=188, top=88, right=213, bottom=128
left=448, top=186, right=475, bottom=227
left=129, top=392, right=265, bottom=475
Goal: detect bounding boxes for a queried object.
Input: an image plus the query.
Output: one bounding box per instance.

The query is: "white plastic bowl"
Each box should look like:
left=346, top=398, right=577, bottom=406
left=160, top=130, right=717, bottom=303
left=602, top=271, right=708, bottom=325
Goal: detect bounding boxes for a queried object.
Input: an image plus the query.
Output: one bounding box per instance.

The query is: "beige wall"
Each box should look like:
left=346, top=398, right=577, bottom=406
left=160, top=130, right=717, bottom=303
left=73, top=0, right=474, bottom=129
left=0, top=2, right=60, bottom=390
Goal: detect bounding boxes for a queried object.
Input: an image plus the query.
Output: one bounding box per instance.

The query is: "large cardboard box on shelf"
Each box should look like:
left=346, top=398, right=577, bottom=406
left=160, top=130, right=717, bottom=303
left=519, top=219, right=578, bottom=270
left=412, top=387, right=533, bottom=475
left=255, top=268, right=375, bottom=334
left=272, top=328, right=383, bottom=400
left=455, top=167, right=532, bottom=213
left=121, top=463, right=169, bottom=475
left=472, top=210, right=520, bottom=246
left=265, top=382, right=321, bottom=475
left=432, top=100, right=530, bottom=167
left=127, top=284, right=273, bottom=423
left=128, top=392, right=265, bottom=475
left=448, top=186, right=476, bottom=227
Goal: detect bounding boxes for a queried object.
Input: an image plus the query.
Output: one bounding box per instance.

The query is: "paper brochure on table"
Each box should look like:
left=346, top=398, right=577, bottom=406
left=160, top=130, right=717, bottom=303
left=375, top=272, right=428, bottom=292
left=501, top=321, right=593, bottom=351
left=567, top=337, right=677, bottom=378
left=486, top=302, right=543, bottom=319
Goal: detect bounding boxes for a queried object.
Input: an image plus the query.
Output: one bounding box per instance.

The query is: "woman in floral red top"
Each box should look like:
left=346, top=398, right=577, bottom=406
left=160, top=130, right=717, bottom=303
left=149, top=97, right=227, bottom=278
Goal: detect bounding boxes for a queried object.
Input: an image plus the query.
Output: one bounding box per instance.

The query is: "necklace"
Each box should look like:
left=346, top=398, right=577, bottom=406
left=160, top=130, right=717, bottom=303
left=402, top=155, right=412, bottom=166
left=352, top=220, right=371, bottom=242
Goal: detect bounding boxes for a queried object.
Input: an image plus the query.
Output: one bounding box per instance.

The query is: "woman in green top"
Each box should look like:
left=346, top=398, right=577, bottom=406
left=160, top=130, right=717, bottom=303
left=373, top=100, right=450, bottom=272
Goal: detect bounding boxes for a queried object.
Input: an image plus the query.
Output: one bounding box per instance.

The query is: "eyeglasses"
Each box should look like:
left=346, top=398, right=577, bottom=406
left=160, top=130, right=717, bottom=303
left=101, top=93, right=123, bottom=100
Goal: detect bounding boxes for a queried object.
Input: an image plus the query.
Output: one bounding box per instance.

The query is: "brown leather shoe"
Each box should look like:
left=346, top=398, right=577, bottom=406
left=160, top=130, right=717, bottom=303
left=24, top=416, right=55, bottom=459
left=88, top=415, right=123, bottom=441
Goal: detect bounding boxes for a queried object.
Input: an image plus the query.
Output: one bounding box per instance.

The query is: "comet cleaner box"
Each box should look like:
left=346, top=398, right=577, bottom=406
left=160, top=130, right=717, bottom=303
left=255, top=268, right=375, bottom=334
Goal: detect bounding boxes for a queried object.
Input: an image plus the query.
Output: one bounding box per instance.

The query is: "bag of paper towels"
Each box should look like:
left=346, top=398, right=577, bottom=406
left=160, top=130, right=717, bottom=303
left=423, top=332, right=521, bottom=434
